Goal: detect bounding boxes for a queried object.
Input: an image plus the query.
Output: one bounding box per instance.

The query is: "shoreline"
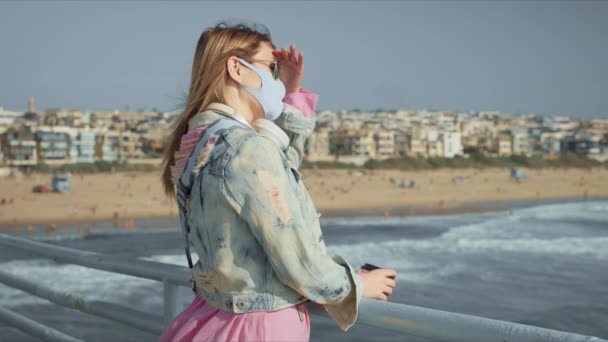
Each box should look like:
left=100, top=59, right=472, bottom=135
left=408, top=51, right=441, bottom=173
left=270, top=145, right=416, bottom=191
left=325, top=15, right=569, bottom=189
left=1, top=195, right=606, bottom=230
left=1, top=167, right=606, bottom=227
left=316, top=195, right=608, bottom=218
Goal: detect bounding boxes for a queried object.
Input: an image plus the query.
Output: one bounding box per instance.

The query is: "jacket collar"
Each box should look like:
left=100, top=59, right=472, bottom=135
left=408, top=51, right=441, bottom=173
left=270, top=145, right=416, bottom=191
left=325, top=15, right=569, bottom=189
left=188, top=102, right=289, bottom=151
left=188, top=102, right=255, bottom=132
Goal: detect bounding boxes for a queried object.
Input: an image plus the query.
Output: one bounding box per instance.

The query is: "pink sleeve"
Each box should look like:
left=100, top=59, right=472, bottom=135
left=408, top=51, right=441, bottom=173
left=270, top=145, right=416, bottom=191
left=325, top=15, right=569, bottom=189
left=282, top=87, right=319, bottom=119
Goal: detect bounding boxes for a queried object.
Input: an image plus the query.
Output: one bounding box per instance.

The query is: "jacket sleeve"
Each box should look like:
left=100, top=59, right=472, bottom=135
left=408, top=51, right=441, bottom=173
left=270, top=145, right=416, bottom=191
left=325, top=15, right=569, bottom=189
left=273, top=102, right=316, bottom=170
left=221, top=133, right=362, bottom=332
left=283, top=87, right=319, bottom=119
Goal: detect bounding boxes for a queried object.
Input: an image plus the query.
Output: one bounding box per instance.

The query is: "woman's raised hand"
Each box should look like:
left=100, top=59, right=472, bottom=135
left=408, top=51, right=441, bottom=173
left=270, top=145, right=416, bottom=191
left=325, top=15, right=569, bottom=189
left=272, top=43, right=304, bottom=94
left=355, top=268, right=397, bottom=301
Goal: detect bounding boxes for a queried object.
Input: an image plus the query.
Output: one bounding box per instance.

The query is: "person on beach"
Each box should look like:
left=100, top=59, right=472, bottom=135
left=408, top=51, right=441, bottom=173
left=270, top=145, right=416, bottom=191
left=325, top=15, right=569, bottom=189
left=159, top=21, right=397, bottom=342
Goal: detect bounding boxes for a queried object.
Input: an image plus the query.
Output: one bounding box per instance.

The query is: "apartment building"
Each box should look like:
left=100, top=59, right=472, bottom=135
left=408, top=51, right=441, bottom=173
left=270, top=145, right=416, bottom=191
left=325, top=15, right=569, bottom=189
left=496, top=134, right=512, bottom=156
left=70, top=129, right=97, bottom=163
left=1, top=125, right=37, bottom=166
left=97, top=129, right=145, bottom=161
left=374, top=130, right=396, bottom=159
left=439, top=131, right=463, bottom=158
left=511, top=128, right=532, bottom=156
left=35, top=126, right=72, bottom=165
left=307, top=127, right=331, bottom=158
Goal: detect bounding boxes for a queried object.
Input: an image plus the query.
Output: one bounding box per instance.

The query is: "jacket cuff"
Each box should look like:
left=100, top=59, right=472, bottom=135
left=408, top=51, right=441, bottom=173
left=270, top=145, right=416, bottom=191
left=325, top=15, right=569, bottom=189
left=282, top=87, right=319, bottom=119
left=322, top=254, right=363, bottom=332
left=275, top=102, right=316, bottom=138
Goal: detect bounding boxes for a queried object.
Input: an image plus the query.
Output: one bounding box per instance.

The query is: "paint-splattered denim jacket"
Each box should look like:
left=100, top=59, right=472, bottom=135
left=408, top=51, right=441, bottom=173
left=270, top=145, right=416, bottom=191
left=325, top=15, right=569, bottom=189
left=173, top=102, right=363, bottom=332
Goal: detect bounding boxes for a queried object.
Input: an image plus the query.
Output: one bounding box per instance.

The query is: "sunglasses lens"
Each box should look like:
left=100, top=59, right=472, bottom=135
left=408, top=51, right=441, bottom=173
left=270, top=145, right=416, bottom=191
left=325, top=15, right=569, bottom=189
left=273, top=62, right=279, bottom=79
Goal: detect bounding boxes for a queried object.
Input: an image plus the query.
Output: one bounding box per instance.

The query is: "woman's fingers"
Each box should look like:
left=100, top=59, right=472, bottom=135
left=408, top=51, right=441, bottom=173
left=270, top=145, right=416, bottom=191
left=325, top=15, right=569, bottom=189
left=384, top=268, right=397, bottom=279
left=274, top=45, right=304, bottom=72
left=385, top=278, right=396, bottom=288
left=290, top=44, right=298, bottom=64
left=383, top=285, right=393, bottom=296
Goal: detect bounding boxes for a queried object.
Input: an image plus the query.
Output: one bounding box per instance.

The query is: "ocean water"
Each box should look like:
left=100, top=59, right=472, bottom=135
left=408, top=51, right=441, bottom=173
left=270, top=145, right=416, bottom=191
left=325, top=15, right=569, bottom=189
left=1, top=200, right=607, bottom=341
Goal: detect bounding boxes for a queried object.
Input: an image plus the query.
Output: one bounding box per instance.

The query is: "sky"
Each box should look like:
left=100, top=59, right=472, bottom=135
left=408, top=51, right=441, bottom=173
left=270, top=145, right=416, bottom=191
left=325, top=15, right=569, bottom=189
left=1, top=1, right=607, bottom=119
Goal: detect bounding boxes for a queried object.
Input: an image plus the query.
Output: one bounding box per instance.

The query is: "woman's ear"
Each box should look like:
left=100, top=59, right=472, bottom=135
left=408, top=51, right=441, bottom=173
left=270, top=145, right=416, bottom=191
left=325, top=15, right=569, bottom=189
left=226, top=56, right=242, bottom=83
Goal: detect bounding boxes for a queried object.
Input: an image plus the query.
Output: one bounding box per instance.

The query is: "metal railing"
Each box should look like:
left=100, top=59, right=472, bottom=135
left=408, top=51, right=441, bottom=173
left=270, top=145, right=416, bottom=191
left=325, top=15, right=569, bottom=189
left=0, top=232, right=605, bottom=342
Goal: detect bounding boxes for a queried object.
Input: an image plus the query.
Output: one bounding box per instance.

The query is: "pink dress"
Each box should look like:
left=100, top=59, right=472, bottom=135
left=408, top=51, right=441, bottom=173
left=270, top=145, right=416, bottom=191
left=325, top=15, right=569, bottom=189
left=160, top=293, right=311, bottom=342
left=160, top=88, right=319, bottom=342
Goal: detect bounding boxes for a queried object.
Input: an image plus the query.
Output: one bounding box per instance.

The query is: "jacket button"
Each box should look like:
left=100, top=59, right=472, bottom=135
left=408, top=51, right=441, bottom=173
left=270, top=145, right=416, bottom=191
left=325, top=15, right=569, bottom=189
left=225, top=300, right=231, bottom=307
left=239, top=302, right=244, bottom=308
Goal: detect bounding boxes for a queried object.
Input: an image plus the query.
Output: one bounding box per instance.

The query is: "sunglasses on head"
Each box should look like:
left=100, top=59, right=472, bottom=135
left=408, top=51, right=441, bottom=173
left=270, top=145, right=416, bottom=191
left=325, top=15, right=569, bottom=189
left=242, top=58, right=280, bottom=80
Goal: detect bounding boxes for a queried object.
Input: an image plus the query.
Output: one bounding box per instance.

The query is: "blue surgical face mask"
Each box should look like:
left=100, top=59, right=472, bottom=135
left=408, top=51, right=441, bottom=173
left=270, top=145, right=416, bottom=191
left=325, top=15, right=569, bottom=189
left=237, top=58, right=286, bottom=121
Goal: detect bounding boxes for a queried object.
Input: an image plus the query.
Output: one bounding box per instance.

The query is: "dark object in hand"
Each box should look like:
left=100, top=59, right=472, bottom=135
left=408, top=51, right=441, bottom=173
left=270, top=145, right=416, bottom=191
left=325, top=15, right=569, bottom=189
left=360, top=263, right=396, bottom=279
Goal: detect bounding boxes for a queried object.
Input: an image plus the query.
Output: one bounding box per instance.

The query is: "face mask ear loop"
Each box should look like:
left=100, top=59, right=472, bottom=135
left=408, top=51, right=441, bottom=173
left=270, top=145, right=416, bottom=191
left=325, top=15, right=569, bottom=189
left=238, top=58, right=266, bottom=91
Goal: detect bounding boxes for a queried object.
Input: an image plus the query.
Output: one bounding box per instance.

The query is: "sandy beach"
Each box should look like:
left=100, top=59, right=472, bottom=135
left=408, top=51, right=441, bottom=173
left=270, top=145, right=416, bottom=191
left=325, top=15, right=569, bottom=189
left=0, top=167, right=607, bottom=227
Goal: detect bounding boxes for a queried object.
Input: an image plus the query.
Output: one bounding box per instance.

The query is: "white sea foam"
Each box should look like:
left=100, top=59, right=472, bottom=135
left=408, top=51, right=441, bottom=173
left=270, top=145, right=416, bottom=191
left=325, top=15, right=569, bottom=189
left=2, top=200, right=606, bottom=308
left=0, top=258, right=163, bottom=308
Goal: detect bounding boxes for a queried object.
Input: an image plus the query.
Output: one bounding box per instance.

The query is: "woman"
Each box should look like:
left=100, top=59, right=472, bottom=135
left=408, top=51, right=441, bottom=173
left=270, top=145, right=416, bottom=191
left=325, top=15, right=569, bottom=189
left=159, top=21, right=397, bottom=342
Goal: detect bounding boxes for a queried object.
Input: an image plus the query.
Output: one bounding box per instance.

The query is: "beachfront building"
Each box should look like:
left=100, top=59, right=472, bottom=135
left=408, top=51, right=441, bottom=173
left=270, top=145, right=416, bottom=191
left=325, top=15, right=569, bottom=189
left=96, top=129, right=145, bottom=162
left=374, top=130, right=396, bottom=159
left=407, top=129, right=427, bottom=158
left=511, top=128, right=533, bottom=156
left=528, top=127, right=547, bottom=156
left=35, top=126, right=72, bottom=165
left=348, top=130, right=377, bottom=158
left=560, top=135, right=600, bottom=157
left=497, top=134, right=512, bottom=156
left=326, top=128, right=377, bottom=166
left=540, top=131, right=566, bottom=155
left=328, top=129, right=358, bottom=157
left=393, top=130, right=409, bottom=157
left=439, top=131, right=463, bottom=158
left=14, top=125, right=97, bottom=165
left=427, top=140, right=444, bottom=157
left=120, top=131, right=145, bottom=160
left=0, top=125, right=38, bottom=166
left=97, top=130, right=120, bottom=161
left=141, top=129, right=167, bottom=158
left=303, top=125, right=367, bottom=165
left=69, top=128, right=96, bottom=163
left=307, top=127, right=332, bottom=160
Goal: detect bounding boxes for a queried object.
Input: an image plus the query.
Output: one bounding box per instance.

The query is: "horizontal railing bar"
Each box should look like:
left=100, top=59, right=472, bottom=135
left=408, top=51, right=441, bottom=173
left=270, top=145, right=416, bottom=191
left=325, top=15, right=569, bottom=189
left=1, top=233, right=605, bottom=342
left=0, top=306, right=84, bottom=342
left=0, top=233, right=187, bottom=285
left=0, top=270, right=164, bottom=335
left=308, top=293, right=605, bottom=342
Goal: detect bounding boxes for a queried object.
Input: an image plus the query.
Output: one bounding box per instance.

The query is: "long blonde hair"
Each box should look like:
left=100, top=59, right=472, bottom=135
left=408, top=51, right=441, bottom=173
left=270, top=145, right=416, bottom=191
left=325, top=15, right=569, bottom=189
left=161, top=21, right=275, bottom=198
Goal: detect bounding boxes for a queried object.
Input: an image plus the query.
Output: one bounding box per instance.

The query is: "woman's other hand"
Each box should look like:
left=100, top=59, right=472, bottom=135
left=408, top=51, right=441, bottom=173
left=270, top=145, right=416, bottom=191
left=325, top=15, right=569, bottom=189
left=272, top=43, right=304, bottom=93
left=355, top=268, right=397, bottom=301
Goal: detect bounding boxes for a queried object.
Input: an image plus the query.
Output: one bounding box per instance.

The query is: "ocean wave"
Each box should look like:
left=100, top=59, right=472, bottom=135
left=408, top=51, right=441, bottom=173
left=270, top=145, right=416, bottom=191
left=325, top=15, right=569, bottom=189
left=2, top=200, right=606, bottom=308
left=0, top=258, right=162, bottom=308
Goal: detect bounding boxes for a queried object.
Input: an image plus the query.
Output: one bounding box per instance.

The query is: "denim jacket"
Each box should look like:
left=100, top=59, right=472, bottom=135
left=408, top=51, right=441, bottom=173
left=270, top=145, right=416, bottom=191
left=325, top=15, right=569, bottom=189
left=172, top=102, right=363, bottom=332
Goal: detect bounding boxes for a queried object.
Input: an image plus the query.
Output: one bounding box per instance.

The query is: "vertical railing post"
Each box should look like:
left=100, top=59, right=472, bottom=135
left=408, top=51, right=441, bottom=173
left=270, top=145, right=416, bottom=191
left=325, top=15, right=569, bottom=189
left=163, top=278, right=185, bottom=328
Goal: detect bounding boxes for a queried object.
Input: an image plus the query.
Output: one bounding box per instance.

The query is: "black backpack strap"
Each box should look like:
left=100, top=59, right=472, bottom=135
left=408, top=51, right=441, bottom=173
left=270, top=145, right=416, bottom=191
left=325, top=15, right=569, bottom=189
left=175, top=117, right=248, bottom=293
